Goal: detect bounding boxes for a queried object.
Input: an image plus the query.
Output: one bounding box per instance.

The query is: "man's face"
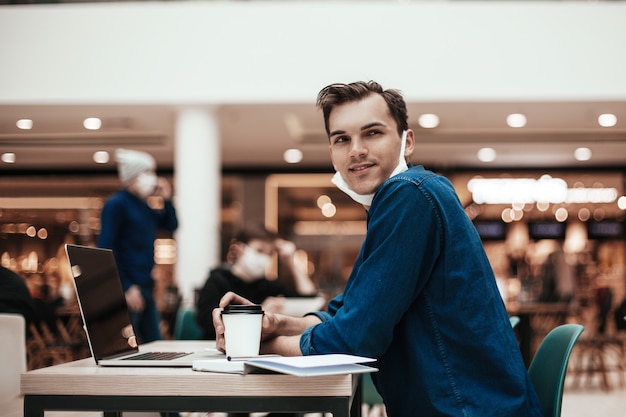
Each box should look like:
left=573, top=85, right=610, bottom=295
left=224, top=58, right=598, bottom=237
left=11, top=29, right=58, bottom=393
left=328, top=94, right=414, bottom=196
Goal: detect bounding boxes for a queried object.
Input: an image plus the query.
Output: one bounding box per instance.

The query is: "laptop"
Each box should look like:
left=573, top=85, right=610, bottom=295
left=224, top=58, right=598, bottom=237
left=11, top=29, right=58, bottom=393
left=65, top=244, right=223, bottom=367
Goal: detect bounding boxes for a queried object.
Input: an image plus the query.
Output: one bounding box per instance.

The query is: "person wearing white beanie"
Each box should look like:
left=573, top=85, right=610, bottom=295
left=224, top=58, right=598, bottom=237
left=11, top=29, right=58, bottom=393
left=115, top=148, right=156, bottom=186
left=98, top=148, right=178, bottom=344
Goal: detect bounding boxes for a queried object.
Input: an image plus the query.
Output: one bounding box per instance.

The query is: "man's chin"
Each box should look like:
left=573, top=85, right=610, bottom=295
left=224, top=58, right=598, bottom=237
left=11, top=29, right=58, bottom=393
left=347, top=172, right=385, bottom=194
left=349, top=183, right=378, bottom=196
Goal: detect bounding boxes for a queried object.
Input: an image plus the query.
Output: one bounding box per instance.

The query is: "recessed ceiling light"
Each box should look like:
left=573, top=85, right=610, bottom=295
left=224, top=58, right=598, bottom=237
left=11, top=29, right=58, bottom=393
left=16, top=119, right=33, bottom=130
left=506, top=113, right=527, bottom=128
left=283, top=148, right=303, bottom=164
left=574, top=147, right=592, bottom=161
left=93, top=151, right=110, bottom=164
left=418, top=113, right=440, bottom=129
left=598, top=113, right=617, bottom=127
left=477, top=147, right=496, bottom=162
left=83, top=117, right=102, bottom=130
left=1, top=153, right=16, bottom=164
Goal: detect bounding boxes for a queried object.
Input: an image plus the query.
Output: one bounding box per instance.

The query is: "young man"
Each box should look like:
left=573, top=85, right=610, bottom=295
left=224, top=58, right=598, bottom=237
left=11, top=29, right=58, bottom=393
left=213, top=81, right=542, bottom=416
left=99, top=148, right=178, bottom=343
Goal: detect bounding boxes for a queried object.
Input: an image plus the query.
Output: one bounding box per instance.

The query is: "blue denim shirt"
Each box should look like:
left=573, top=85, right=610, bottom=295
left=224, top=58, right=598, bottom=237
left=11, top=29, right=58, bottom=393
left=300, top=166, right=542, bottom=417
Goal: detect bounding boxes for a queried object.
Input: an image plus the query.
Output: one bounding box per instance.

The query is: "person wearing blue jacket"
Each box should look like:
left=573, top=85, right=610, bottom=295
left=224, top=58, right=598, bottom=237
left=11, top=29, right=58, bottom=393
left=213, top=81, right=543, bottom=416
left=99, top=148, right=178, bottom=343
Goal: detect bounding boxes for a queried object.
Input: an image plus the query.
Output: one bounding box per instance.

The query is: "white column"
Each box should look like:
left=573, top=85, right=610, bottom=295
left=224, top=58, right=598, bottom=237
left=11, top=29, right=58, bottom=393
left=174, top=107, right=220, bottom=305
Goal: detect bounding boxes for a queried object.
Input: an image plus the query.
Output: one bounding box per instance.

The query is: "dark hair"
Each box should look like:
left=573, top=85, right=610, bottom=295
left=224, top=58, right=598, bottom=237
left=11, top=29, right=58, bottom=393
left=316, top=80, right=409, bottom=137
left=225, top=224, right=278, bottom=264
left=234, top=224, right=277, bottom=245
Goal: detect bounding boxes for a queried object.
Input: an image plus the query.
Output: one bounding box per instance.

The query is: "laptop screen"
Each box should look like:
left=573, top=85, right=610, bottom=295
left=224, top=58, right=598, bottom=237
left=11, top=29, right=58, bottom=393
left=66, top=244, right=139, bottom=361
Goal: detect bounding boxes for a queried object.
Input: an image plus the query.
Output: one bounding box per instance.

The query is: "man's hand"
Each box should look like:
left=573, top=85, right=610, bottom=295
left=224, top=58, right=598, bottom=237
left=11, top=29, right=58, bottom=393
left=274, top=238, right=317, bottom=296
left=275, top=238, right=296, bottom=259
left=212, top=291, right=322, bottom=354
left=125, top=285, right=145, bottom=312
left=154, top=177, right=172, bottom=200
left=212, top=292, right=255, bottom=353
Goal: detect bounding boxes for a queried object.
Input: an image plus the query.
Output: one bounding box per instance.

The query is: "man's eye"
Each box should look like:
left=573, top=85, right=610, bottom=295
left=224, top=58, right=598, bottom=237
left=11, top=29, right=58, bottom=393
left=366, top=130, right=382, bottom=136
left=333, top=136, right=349, bottom=144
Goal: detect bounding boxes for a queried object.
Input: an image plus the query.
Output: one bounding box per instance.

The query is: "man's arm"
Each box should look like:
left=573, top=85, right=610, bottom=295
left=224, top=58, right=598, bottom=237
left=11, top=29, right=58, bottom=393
left=260, top=335, right=304, bottom=356
left=154, top=178, right=178, bottom=231
left=275, top=239, right=317, bottom=295
left=300, top=179, right=442, bottom=357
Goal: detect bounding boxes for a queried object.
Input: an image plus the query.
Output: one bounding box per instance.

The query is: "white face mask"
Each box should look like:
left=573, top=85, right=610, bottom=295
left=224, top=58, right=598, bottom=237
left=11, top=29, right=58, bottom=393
left=332, top=130, right=409, bottom=207
left=134, top=172, right=157, bottom=199
left=235, top=245, right=272, bottom=282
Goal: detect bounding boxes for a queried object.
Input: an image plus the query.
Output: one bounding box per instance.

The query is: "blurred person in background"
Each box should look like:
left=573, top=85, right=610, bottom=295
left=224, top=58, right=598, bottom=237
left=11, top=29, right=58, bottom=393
left=98, top=148, right=178, bottom=343
left=540, top=240, right=576, bottom=304
left=197, top=224, right=316, bottom=417
left=0, top=265, right=36, bottom=330
left=30, top=274, right=65, bottom=336
left=196, top=224, right=317, bottom=340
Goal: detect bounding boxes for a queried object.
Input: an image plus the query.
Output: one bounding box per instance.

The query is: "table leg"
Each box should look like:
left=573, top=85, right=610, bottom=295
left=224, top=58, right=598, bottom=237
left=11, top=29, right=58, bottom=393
left=23, top=396, right=44, bottom=417
left=351, top=374, right=362, bottom=417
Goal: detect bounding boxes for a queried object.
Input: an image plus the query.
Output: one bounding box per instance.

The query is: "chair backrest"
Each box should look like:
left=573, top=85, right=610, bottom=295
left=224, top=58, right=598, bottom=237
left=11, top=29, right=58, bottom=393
left=173, top=307, right=204, bottom=340
left=527, top=323, right=584, bottom=417
left=0, top=314, right=27, bottom=403
left=509, top=316, right=520, bottom=328
left=361, top=373, right=384, bottom=406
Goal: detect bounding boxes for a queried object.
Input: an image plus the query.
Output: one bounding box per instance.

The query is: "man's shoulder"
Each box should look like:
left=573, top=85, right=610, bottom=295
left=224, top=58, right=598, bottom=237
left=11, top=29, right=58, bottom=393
left=209, top=266, right=234, bottom=281
left=0, top=266, right=29, bottom=291
left=105, top=190, right=144, bottom=210
left=104, top=189, right=129, bottom=204
left=374, top=166, right=457, bottom=208
left=385, top=166, right=444, bottom=189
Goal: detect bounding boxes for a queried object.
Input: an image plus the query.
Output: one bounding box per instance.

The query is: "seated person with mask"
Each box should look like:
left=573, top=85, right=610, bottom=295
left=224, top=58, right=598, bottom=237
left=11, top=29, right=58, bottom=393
left=196, top=225, right=317, bottom=340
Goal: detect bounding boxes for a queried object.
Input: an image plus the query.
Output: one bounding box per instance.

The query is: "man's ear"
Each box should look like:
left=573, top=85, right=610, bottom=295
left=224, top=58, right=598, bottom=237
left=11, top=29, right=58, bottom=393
left=227, top=241, right=245, bottom=262
left=328, top=145, right=338, bottom=171
left=404, top=129, right=416, bottom=158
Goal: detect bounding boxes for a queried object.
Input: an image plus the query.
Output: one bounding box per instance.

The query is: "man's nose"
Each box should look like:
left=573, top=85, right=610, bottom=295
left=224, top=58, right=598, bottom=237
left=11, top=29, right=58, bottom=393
left=348, top=138, right=367, bottom=157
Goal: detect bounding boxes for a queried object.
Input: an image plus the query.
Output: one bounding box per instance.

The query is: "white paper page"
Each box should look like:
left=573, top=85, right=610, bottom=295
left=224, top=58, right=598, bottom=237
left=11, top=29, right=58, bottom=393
left=250, top=354, right=375, bottom=368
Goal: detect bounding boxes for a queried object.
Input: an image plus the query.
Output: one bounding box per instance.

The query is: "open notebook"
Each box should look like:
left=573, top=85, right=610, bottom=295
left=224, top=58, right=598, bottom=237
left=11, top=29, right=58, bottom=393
left=193, top=354, right=378, bottom=376
left=65, top=244, right=222, bottom=366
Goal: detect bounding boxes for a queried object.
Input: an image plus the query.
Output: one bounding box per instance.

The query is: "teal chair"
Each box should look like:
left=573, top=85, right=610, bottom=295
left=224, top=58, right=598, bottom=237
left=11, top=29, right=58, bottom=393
left=509, top=316, right=520, bottom=328
left=173, top=307, right=204, bottom=340
left=527, top=323, right=584, bottom=417
left=362, top=372, right=383, bottom=404
left=361, top=372, right=385, bottom=415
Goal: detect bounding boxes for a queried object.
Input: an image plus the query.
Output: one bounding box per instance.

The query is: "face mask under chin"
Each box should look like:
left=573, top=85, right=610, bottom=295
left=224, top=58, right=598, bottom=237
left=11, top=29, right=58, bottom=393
left=332, top=130, right=409, bottom=207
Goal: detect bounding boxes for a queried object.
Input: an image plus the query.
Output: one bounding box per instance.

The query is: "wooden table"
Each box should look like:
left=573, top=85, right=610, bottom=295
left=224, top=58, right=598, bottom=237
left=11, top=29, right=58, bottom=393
left=20, top=341, right=362, bottom=417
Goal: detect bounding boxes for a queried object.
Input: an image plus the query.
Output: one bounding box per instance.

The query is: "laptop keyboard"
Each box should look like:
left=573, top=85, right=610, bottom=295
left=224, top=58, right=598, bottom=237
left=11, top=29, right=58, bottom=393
left=123, top=351, right=192, bottom=361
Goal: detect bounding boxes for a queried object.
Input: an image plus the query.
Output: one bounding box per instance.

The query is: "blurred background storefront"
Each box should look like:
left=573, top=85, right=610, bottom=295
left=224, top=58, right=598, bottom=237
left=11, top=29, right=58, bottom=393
left=1, top=169, right=625, bottom=336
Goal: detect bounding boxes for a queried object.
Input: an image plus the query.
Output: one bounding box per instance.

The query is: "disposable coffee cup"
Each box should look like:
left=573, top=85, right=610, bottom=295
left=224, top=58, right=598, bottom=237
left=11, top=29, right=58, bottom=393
left=221, top=304, right=264, bottom=358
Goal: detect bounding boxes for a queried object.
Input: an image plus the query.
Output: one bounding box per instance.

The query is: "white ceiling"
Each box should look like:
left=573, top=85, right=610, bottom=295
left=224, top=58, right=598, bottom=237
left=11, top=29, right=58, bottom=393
left=1, top=100, right=626, bottom=172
